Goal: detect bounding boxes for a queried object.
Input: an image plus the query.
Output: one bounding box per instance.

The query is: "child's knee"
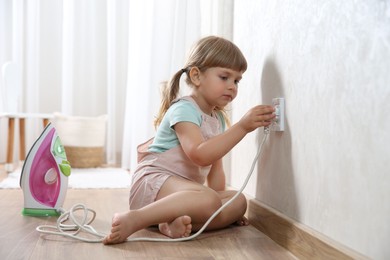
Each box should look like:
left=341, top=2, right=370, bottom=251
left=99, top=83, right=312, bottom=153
left=201, top=190, right=222, bottom=217
left=237, top=193, right=248, bottom=215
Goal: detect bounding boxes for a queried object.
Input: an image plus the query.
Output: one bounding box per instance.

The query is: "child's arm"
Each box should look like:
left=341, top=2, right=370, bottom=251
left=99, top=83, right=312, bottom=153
left=174, top=105, right=275, bottom=166
left=206, top=159, right=225, bottom=191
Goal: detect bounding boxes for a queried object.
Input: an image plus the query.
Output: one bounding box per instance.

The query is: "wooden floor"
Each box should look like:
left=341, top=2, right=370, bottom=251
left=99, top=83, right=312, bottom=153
left=0, top=169, right=297, bottom=260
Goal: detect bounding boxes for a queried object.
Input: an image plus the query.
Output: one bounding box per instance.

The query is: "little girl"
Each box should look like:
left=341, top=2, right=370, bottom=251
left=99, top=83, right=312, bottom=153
left=103, top=36, right=275, bottom=244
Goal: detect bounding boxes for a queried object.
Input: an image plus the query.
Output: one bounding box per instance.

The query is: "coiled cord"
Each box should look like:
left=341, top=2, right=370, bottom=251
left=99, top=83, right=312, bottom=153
left=36, top=129, right=270, bottom=243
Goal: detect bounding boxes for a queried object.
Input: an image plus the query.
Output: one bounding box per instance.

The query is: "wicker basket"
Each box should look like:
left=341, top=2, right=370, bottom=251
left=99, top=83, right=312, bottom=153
left=52, top=113, right=107, bottom=168
left=64, top=146, right=104, bottom=168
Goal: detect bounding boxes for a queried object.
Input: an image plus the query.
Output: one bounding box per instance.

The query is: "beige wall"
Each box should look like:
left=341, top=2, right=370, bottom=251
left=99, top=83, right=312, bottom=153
left=231, top=1, right=390, bottom=259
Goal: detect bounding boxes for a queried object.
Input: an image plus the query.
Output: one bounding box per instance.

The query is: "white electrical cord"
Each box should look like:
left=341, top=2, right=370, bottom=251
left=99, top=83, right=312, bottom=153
left=36, top=128, right=270, bottom=243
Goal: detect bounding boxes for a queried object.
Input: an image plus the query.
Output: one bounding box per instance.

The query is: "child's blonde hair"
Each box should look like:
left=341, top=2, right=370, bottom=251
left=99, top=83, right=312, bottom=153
left=154, top=36, right=247, bottom=128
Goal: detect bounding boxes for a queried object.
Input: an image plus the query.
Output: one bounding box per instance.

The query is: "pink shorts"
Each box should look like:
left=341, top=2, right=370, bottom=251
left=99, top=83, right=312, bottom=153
left=129, top=170, right=171, bottom=210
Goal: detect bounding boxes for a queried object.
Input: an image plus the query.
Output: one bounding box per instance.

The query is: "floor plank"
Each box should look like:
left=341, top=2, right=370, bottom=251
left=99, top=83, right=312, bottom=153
left=0, top=187, right=297, bottom=260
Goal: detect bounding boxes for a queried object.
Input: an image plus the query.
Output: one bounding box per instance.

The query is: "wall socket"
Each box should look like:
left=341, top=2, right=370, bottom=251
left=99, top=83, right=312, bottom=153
left=271, top=97, right=285, bottom=131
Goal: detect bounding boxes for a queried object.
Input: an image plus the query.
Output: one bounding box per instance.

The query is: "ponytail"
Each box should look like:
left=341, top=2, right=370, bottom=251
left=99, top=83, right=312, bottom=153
left=153, top=68, right=187, bottom=128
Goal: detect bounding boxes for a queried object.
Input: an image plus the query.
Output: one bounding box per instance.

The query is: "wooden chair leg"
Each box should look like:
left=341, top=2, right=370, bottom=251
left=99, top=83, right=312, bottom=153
left=19, top=118, right=26, bottom=161
left=6, top=118, right=15, bottom=172
left=43, top=118, right=50, bottom=127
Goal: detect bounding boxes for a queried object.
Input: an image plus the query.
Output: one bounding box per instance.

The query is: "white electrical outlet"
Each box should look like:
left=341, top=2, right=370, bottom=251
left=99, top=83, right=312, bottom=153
left=271, top=97, right=285, bottom=131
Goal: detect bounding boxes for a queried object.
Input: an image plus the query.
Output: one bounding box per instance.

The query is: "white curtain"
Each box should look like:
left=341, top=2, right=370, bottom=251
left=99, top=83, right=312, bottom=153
left=0, top=0, right=233, bottom=169
left=0, top=0, right=129, bottom=165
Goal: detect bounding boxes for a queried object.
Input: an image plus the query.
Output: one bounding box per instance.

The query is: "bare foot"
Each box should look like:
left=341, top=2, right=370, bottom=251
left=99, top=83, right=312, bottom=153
left=103, top=211, right=136, bottom=245
left=235, top=216, right=249, bottom=226
left=158, top=216, right=192, bottom=238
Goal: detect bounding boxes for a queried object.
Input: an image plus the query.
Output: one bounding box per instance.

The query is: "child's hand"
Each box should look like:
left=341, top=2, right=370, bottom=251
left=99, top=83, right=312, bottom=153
left=238, top=105, right=275, bottom=133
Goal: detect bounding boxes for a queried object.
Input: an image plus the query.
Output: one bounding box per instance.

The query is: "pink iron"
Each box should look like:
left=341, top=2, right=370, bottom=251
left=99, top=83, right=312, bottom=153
left=20, top=123, right=71, bottom=216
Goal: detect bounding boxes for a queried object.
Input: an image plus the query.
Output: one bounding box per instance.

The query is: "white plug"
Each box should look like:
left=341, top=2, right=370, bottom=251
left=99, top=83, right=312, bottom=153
left=271, top=97, right=285, bottom=131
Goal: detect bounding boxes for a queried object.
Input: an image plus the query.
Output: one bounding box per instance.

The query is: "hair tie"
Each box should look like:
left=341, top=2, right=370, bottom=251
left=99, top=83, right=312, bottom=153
left=181, top=68, right=187, bottom=73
